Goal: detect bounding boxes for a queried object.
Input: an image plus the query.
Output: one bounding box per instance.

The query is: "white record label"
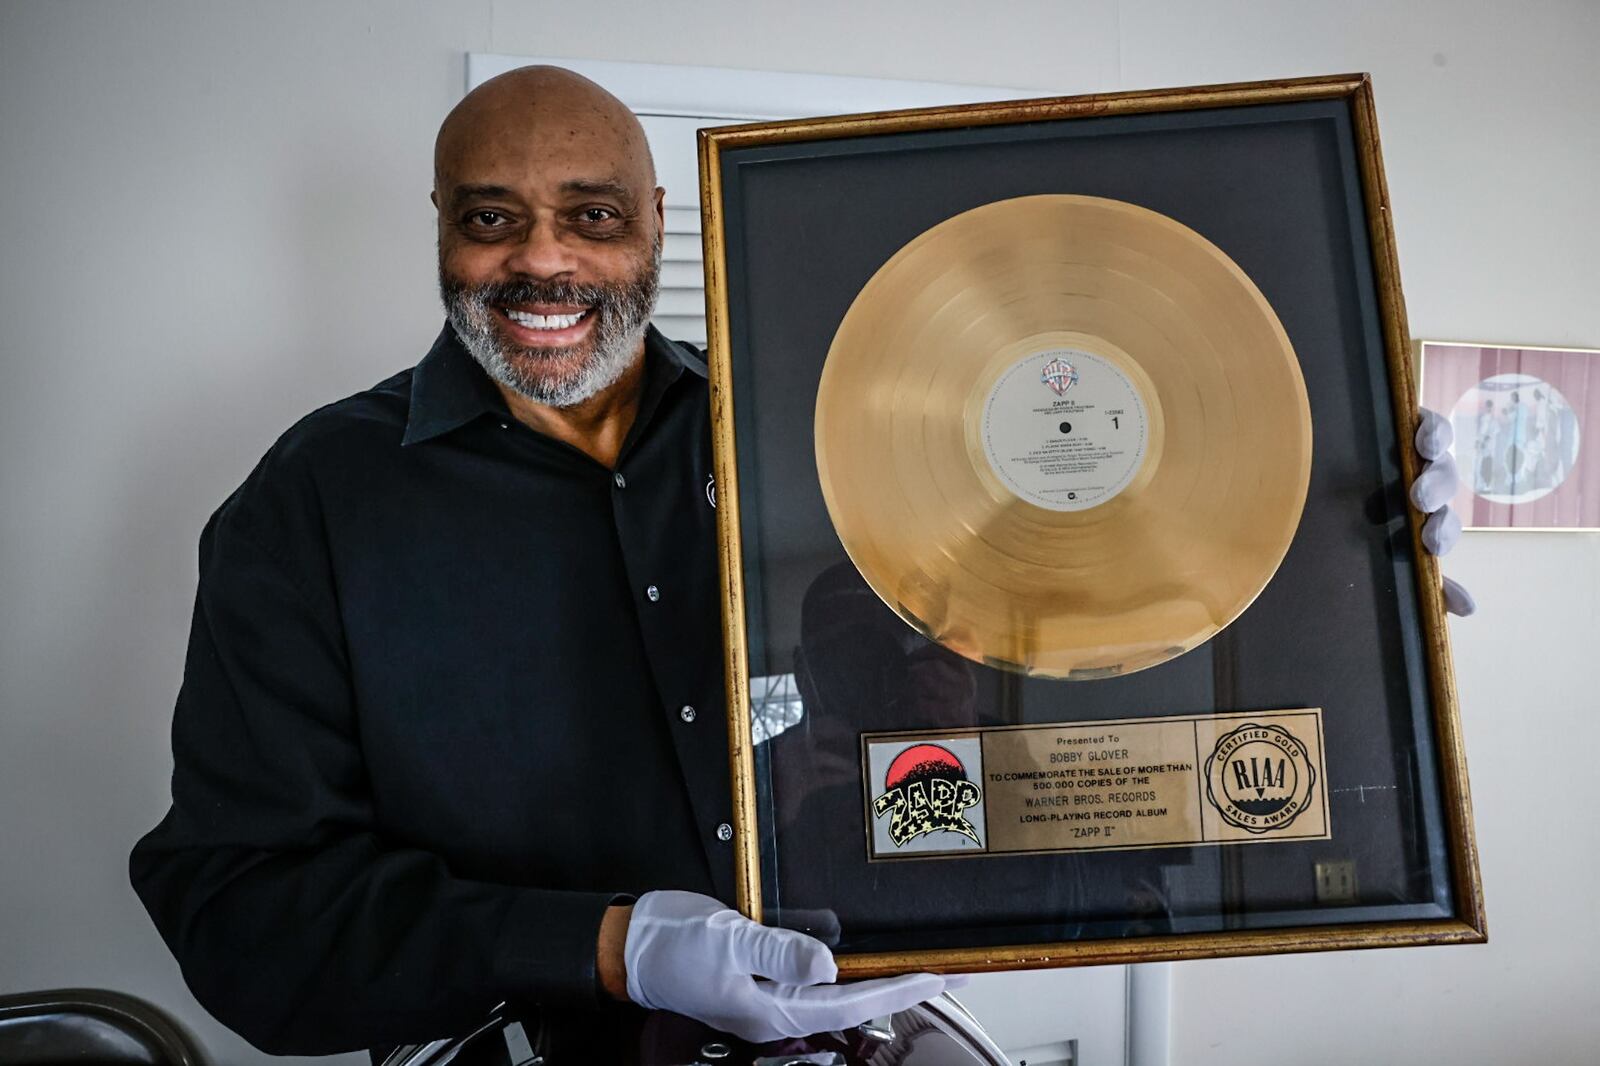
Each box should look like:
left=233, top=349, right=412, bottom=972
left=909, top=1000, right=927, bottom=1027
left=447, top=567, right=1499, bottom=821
left=980, top=349, right=1150, bottom=512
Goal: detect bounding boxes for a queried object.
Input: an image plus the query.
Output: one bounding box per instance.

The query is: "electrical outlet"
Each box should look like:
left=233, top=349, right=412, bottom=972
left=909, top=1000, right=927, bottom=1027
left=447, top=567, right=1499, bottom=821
left=1314, top=860, right=1359, bottom=905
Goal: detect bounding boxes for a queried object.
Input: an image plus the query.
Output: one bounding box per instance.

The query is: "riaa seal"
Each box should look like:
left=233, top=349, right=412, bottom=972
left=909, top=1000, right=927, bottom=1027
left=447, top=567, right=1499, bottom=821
left=1204, top=722, right=1317, bottom=834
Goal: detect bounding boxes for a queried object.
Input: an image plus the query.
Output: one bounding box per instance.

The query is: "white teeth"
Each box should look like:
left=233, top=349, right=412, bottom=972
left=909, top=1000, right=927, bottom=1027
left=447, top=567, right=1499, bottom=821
left=505, top=309, right=586, bottom=329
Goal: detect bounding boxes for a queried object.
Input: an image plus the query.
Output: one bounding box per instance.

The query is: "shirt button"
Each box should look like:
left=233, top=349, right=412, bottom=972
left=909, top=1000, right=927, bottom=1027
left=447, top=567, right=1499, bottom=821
left=613, top=471, right=627, bottom=489
left=646, top=584, right=660, bottom=602
left=679, top=705, right=697, bottom=723
left=498, top=422, right=508, bottom=430
left=716, top=823, right=733, bottom=842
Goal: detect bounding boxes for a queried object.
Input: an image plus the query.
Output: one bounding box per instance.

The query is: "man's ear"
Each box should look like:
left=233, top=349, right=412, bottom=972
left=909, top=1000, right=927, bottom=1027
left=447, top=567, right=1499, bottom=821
left=653, top=186, right=666, bottom=233
left=430, top=189, right=439, bottom=210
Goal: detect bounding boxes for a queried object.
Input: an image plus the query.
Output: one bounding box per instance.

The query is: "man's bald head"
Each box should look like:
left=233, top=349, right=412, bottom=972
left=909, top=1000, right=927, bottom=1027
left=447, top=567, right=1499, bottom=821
left=432, top=65, right=665, bottom=412
left=434, top=65, right=656, bottom=196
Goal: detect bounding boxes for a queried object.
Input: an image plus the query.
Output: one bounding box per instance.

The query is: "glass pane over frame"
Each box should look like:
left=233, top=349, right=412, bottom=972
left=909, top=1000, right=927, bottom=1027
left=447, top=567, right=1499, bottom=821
left=712, top=93, right=1464, bottom=961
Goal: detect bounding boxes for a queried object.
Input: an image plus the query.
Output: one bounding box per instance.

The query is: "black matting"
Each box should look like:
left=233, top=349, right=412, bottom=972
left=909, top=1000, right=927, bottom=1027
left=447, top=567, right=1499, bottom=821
left=717, top=99, right=1454, bottom=955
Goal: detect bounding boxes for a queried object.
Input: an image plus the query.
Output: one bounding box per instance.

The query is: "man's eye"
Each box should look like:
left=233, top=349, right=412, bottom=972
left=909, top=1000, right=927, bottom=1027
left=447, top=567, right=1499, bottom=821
left=580, top=207, right=618, bottom=223
left=467, top=210, right=510, bottom=227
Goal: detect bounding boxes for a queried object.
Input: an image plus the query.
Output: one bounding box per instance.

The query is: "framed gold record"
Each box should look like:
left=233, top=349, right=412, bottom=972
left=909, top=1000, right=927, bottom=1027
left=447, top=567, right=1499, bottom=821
left=699, top=74, right=1483, bottom=975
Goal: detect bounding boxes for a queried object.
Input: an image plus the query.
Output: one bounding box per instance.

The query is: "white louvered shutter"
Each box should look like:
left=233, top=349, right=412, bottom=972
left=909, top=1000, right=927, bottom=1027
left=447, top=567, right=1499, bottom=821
left=637, top=113, right=737, bottom=350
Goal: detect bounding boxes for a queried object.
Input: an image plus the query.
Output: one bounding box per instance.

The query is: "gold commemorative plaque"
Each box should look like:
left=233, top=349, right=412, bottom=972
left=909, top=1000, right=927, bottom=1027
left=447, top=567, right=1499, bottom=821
left=864, top=709, right=1329, bottom=861
left=701, top=74, right=1484, bottom=975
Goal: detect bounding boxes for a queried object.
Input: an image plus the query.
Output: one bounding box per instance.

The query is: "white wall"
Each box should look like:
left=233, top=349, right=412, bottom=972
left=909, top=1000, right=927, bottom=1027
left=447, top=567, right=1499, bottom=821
left=1, top=2, right=1595, bottom=1064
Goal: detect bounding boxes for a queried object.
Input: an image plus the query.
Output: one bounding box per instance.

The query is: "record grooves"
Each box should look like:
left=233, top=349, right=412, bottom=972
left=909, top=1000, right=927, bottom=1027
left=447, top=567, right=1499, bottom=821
left=813, top=195, right=1313, bottom=678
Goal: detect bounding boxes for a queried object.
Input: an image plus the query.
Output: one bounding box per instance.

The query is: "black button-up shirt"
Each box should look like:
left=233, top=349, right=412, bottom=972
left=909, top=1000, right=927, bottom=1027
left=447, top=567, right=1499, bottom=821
left=130, top=324, right=733, bottom=1057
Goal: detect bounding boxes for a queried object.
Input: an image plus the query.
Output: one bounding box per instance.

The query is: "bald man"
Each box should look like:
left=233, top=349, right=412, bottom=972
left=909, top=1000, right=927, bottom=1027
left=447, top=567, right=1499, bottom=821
left=130, top=66, right=948, bottom=1061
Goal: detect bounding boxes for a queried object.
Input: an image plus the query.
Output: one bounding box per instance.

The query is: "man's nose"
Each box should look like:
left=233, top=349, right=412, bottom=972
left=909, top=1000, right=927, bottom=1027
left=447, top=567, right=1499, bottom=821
left=502, top=219, right=579, bottom=278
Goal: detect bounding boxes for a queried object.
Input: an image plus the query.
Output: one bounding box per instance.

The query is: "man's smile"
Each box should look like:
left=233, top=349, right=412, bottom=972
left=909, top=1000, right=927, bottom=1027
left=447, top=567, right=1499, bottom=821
left=494, top=302, right=596, bottom=347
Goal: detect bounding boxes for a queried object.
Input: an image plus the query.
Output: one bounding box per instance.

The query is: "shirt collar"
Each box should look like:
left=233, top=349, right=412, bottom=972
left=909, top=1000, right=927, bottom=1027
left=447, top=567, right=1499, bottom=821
left=402, top=322, right=707, bottom=447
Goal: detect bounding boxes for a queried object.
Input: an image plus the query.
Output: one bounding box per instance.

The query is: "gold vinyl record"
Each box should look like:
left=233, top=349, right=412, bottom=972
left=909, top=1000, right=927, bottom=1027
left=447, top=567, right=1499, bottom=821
left=814, top=195, right=1313, bottom=678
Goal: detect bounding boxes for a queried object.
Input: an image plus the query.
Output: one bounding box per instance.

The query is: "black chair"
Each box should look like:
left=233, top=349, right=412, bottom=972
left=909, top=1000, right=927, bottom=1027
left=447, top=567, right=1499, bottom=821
left=0, top=988, right=205, bottom=1065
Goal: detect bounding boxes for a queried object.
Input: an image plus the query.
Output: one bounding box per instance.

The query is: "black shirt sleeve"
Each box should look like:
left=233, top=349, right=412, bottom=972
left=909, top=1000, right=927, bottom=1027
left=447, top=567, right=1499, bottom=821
left=129, top=498, right=622, bottom=1056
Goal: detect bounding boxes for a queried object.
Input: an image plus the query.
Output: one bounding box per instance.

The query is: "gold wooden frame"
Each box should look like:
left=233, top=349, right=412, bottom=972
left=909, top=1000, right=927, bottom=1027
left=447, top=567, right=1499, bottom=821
left=698, top=73, right=1485, bottom=976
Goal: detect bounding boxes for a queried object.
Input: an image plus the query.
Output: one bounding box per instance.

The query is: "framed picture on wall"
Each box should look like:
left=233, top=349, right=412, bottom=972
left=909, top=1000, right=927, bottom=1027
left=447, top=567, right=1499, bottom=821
left=699, top=73, right=1485, bottom=976
left=1418, top=340, right=1600, bottom=531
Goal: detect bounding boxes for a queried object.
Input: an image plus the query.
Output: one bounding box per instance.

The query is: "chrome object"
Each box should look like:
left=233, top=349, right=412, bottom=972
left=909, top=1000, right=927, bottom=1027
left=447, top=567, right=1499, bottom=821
left=379, top=993, right=1008, bottom=1065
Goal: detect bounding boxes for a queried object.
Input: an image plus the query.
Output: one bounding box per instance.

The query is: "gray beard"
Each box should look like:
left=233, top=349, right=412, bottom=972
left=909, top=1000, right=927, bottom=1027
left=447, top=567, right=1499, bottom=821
left=441, top=242, right=661, bottom=409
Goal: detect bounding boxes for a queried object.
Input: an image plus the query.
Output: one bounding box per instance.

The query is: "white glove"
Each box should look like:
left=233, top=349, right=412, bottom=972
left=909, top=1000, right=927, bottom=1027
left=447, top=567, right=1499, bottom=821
left=1408, top=408, right=1475, bottom=616
left=623, top=889, right=949, bottom=1043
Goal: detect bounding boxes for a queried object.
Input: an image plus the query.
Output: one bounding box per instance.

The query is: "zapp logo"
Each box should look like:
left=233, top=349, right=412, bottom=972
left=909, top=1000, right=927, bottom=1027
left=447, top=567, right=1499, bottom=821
left=871, top=743, right=984, bottom=848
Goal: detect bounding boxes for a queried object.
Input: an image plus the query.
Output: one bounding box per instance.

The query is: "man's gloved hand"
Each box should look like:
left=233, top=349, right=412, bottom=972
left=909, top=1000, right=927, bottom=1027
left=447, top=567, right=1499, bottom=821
left=622, top=889, right=948, bottom=1043
left=1408, top=408, right=1476, bottom=616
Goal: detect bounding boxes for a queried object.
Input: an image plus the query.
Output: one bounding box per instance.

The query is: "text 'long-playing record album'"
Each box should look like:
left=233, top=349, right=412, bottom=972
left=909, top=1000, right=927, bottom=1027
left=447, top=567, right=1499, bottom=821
left=699, top=75, right=1483, bottom=974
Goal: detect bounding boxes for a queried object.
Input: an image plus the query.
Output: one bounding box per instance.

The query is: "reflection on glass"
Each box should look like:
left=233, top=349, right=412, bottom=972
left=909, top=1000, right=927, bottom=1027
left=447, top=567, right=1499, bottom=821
left=750, top=672, right=806, bottom=743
